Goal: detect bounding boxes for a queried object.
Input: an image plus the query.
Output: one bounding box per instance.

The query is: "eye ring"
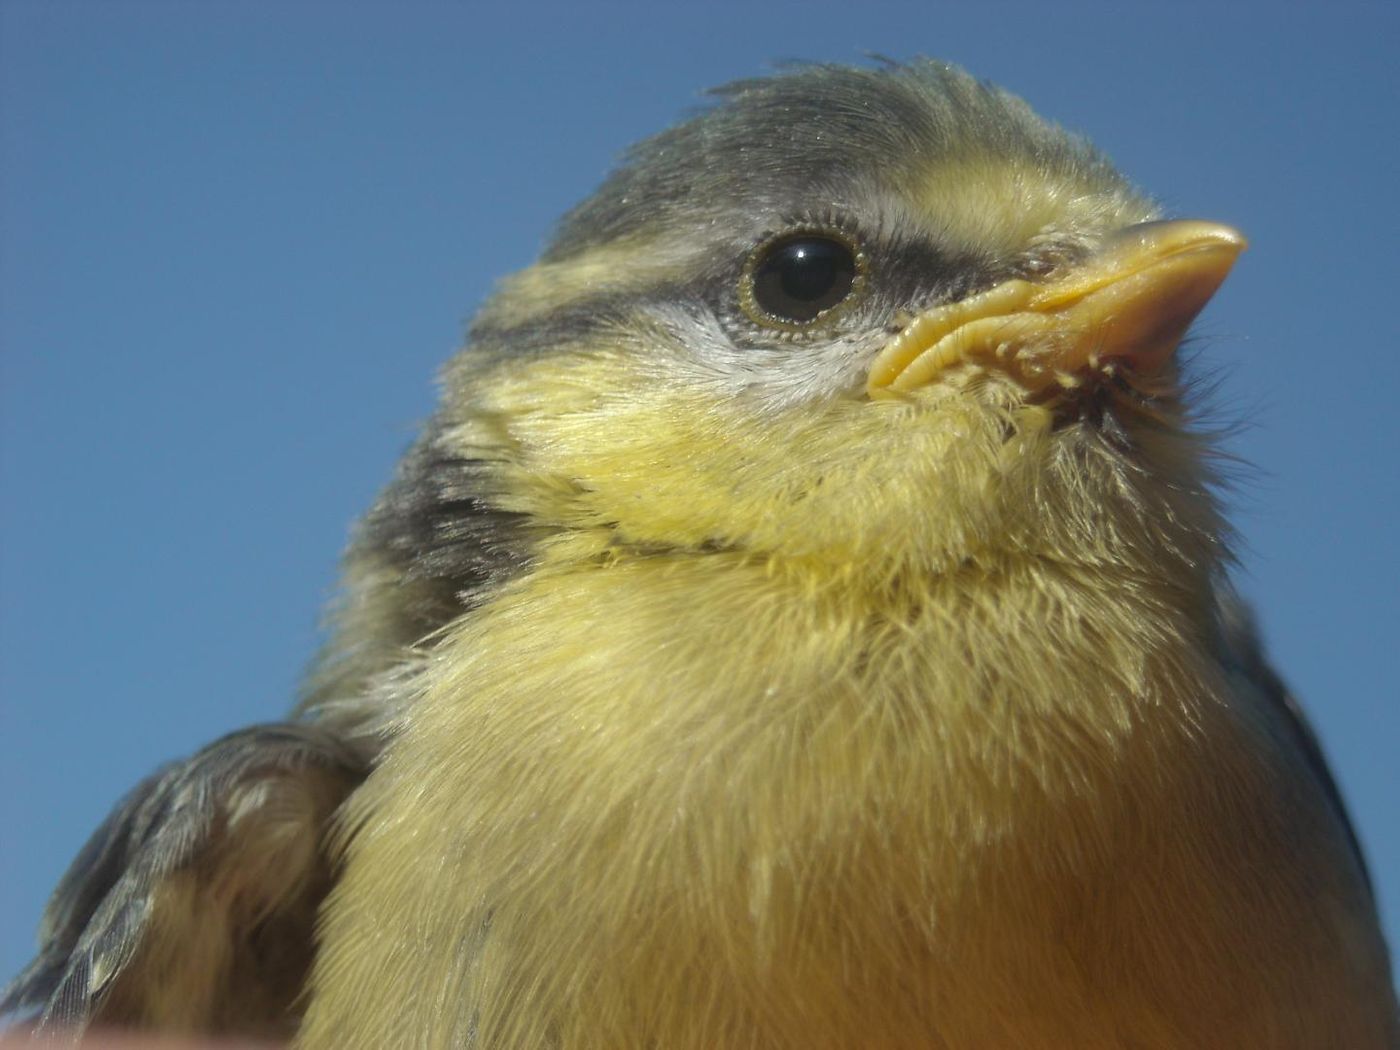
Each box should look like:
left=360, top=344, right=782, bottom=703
left=738, top=224, right=869, bottom=333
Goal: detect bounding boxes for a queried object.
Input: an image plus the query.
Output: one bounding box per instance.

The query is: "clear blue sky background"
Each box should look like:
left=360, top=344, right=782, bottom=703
left=2, top=1, right=1397, bottom=992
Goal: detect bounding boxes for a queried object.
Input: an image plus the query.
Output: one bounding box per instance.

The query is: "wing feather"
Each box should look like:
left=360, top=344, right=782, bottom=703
left=1213, top=585, right=1374, bottom=897
left=1, top=723, right=367, bottom=1040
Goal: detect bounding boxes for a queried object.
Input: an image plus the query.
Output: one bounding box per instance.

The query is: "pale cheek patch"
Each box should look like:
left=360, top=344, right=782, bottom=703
left=637, top=304, right=890, bottom=414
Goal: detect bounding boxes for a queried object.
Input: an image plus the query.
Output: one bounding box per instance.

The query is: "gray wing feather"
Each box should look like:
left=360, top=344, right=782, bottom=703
left=1213, top=584, right=1374, bottom=898
left=1, top=722, right=368, bottom=1038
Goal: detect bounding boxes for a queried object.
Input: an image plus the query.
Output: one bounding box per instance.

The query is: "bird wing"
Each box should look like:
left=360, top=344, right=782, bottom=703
left=1213, top=585, right=1374, bottom=898
left=0, top=723, right=368, bottom=1041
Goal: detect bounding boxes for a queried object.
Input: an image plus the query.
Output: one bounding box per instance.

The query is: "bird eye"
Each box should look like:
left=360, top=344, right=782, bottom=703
left=741, top=230, right=865, bottom=329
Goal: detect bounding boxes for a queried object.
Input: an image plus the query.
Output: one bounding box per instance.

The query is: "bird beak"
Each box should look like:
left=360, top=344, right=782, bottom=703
left=866, top=220, right=1247, bottom=397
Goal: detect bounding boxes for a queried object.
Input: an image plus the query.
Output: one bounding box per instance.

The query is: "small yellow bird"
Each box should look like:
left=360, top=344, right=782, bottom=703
left=5, top=60, right=1396, bottom=1049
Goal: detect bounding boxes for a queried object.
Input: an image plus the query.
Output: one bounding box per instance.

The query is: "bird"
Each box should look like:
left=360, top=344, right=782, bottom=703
left=3, top=58, right=1396, bottom=1049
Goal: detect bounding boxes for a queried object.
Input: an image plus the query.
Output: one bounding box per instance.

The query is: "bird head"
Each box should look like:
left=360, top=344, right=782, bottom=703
left=318, top=61, right=1246, bottom=707
left=446, top=62, right=1242, bottom=585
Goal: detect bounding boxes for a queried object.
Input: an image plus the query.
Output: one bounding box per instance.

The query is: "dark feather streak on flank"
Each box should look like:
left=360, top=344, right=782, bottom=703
left=297, top=425, right=535, bottom=724
left=360, top=430, right=529, bottom=588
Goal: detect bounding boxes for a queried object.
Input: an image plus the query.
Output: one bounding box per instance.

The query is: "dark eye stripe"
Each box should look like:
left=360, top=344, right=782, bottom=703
left=469, top=232, right=1000, bottom=360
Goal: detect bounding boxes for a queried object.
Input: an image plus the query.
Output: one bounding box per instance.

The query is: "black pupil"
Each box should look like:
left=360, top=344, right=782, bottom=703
left=752, top=236, right=856, bottom=323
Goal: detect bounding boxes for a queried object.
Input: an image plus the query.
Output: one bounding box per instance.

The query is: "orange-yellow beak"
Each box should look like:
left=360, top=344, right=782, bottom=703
left=867, top=220, right=1246, bottom=396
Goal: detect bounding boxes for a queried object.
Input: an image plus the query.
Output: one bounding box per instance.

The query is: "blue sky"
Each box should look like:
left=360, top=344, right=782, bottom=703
left=2, top=1, right=1397, bottom=990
